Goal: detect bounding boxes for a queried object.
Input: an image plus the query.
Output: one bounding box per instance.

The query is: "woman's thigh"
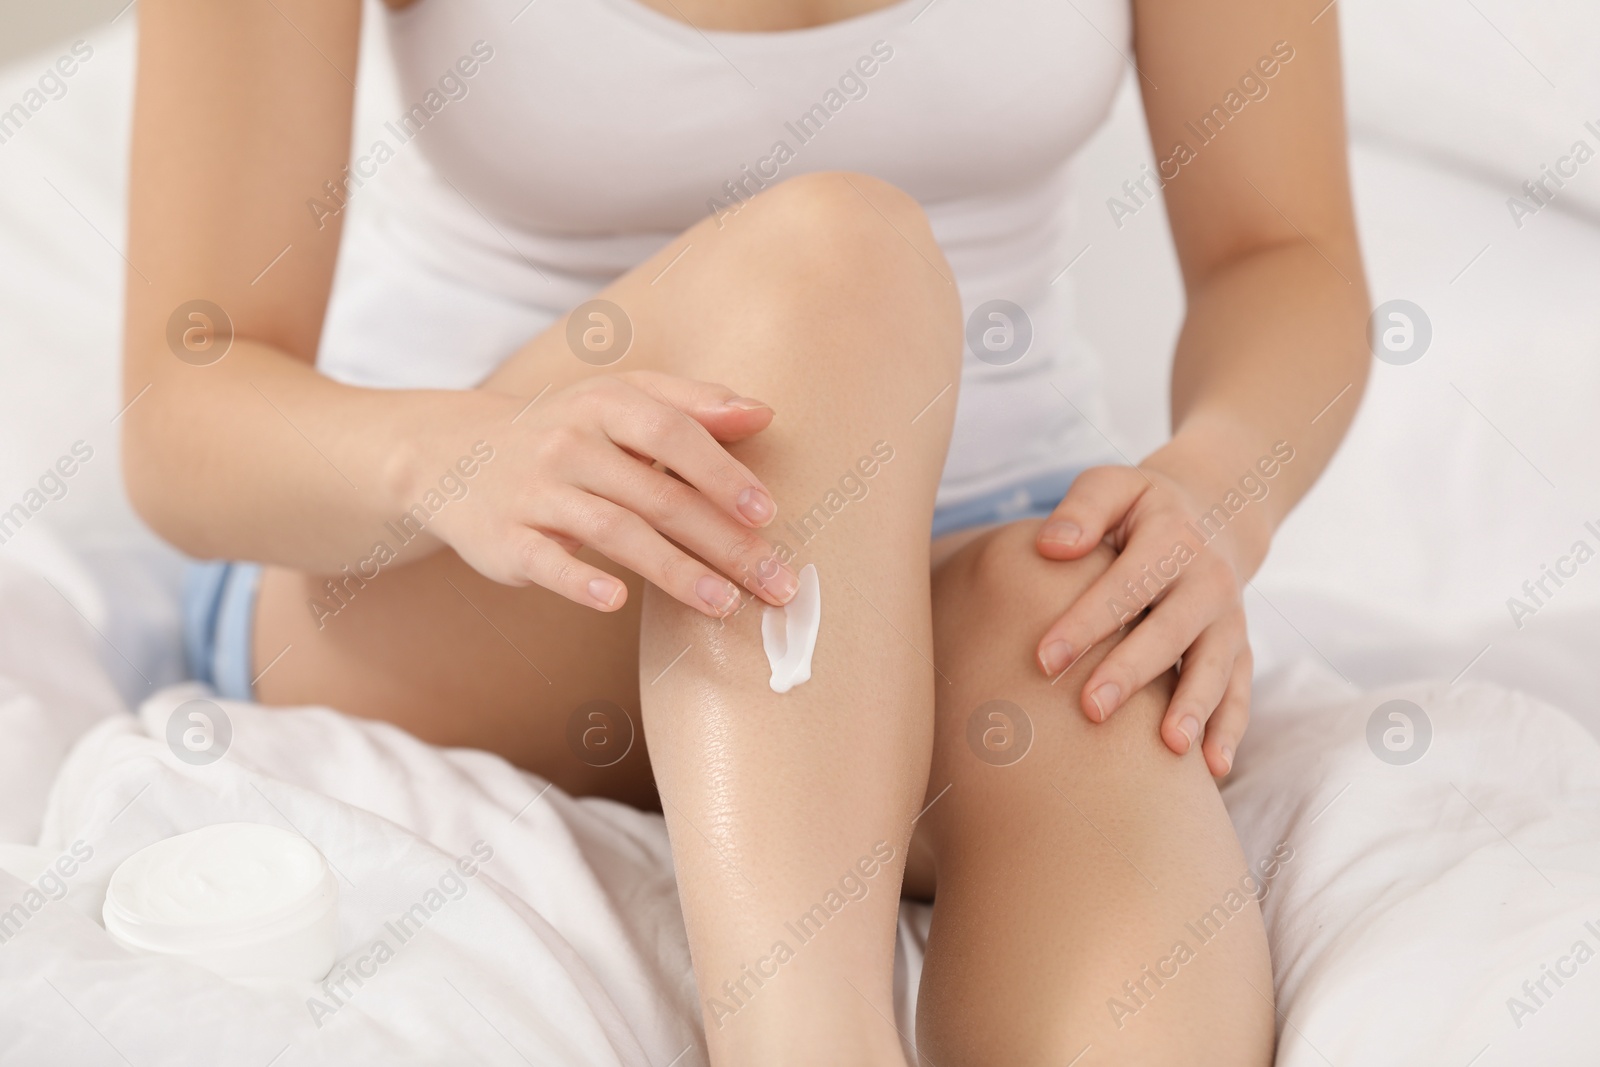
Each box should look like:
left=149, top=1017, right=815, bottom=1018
left=253, top=171, right=959, bottom=807
left=909, top=519, right=1275, bottom=1063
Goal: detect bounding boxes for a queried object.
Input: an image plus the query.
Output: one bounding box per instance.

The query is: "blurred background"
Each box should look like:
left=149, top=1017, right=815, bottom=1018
left=0, top=0, right=127, bottom=64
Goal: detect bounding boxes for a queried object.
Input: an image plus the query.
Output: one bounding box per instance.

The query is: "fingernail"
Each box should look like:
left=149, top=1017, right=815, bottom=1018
left=737, top=487, right=775, bottom=526
left=1039, top=640, right=1073, bottom=676
left=762, top=564, right=799, bottom=604
left=1039, top=521, right=1082, bottom=548
left=1179, top=715, right=1201, bottom=751
left=588, top=578, right=624, bottom=608
left=695, top=575, right=741, bottom=615
left=1088, top=683, right=1121, bottom=721
left=724, top=396, right=770, bottom=411
left=1219, top=744, right=1235, bottom=774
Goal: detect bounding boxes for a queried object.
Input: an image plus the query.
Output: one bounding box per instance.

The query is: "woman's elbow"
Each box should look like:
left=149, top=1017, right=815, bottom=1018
left=121, top=414, right=206, bottom=556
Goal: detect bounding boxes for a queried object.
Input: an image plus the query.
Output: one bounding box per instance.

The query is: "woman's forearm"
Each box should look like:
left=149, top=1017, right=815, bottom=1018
left=1141, top=239, right=1370, bottom=576
left=122, top=336, right=504, bottom=571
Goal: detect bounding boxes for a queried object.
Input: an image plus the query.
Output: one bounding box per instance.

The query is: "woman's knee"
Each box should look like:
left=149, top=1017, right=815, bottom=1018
left=927, top=519, right=1177, bottom=781
left=704, top=171, right=963, bottom=383
left=933, top=519, right=1119, bottom=659
left=727, top=170, right=945, bottom=276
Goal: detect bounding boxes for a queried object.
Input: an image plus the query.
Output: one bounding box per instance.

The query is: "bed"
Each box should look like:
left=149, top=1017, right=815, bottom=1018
left=2, top=2, right=1598, bottom=1064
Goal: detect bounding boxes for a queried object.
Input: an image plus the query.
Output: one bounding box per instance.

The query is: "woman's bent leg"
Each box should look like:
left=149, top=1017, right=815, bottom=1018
left=256, top=172, right=963, bottom=1061
left=631, top=176, right=960, bottom=1064
left=255, top=546, right=655, bottom=802
left=914, top=520, right=1276, bottom=1066
left=253, top=172, right=955, bottom=803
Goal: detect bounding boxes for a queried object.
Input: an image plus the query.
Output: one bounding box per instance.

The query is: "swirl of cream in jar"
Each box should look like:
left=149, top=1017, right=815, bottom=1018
left=104, top=822, right=337, bottom=982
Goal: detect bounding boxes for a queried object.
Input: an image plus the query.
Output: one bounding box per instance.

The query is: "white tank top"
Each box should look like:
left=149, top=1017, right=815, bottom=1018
left=318, top=0, right=1130, bottom=508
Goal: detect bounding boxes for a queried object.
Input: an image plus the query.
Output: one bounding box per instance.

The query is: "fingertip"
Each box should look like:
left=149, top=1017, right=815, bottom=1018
left=1204, top=741, right=1235, bottom=777
left=715, top=399, right=774, bottom=429
left=1163, top=712, right=1200, bottom=755
left=1036, top=519, right=1085, bottom=556
left=695, top=574, right=743, bottom=617
left=1035, top=538, right=1082, bottom=561
left=736, top=486, right=776, bottom=527
left=1086, top=682, right=1121, bottom=723
left=745, top=561, right=799, bottom=607
left=696, top=401, right=774, bottom=440
left=1177, top=713, right=1201, bottom=754
left=1038, top=639, right=1073, bottom=677
left=587, top=577, right=627, bottom=611
left=1082, top=691, right=1106, bottom=723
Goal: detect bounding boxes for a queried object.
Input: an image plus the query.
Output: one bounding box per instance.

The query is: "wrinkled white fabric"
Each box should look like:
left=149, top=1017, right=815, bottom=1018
left=6, top=549, right=1600, bottom=1064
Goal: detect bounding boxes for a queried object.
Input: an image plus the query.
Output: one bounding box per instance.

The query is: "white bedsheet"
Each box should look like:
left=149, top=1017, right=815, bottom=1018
left=5, top=546, right=1600, bottom=1066
left=0, top=554, right=918, bottom=1066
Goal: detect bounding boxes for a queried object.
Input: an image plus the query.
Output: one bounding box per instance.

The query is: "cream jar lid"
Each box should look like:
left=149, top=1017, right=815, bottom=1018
left=104, top=823, right=337, bottom=958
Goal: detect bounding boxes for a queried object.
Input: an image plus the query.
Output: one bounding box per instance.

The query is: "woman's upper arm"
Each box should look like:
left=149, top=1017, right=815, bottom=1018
left=125, top=0, right=362, bottom=381
left=1131, top=0, right=1361, bottom=288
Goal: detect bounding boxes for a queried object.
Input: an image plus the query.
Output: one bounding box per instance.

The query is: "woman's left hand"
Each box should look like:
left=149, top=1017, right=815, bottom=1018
left=1031, top=461, right=1266, bottom=777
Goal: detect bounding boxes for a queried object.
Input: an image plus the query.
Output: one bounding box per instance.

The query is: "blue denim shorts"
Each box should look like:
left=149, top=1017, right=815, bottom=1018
left=928, top=466, right=1083, bottom=541
left=183, top=467, right=1083, bottom=701
left=182, top=560, right=264, bottom=702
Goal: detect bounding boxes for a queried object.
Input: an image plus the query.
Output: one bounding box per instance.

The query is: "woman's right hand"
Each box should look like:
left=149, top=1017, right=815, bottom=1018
left=411, top=370, right=799, bottom=618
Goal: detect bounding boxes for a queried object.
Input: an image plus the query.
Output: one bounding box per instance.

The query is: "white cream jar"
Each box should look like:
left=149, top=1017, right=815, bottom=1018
left=103, top=822, right=338, bottom=983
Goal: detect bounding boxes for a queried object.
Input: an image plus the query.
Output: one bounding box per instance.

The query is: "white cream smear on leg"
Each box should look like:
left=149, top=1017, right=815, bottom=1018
left=103, top=822, right=338, bottom=983
left=762, top=563, right=820, bottom=693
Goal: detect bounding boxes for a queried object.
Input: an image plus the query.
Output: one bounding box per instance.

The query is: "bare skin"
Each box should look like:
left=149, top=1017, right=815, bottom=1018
left=124, top=0, right=1367, bottom=1062
left=913, top=522, right=1275, bottom=1064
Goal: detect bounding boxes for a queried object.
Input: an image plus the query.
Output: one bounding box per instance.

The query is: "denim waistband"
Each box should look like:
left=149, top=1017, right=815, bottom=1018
left=930, top=467, right=1083, bottom=540
left=182, top=560, right=264, bottom=702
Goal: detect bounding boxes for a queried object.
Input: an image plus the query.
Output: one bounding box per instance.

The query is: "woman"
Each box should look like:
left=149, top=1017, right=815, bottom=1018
left=124, top=0, right=1367, bottom=1062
